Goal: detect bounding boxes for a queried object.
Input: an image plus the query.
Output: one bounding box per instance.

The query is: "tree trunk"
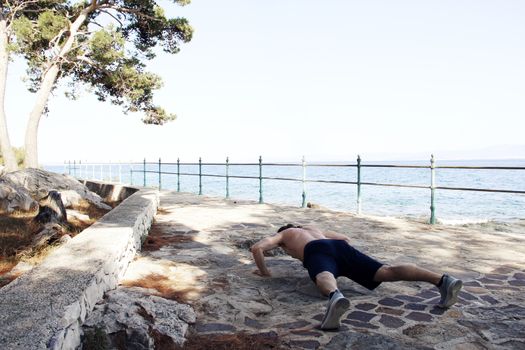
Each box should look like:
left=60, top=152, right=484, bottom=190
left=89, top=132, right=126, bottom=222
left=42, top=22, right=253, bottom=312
left=0, top=18, right=17, bottom=172
left=23, top=64, right=59, bottom=168
left=23, top=5, right=95, bottom=169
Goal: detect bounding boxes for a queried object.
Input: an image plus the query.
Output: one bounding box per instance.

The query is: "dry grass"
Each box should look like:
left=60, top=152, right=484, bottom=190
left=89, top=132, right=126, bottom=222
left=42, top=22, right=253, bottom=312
left=142, top=224, right=194, bottom=252
left=157, top=207, right=170, bottom=215
left=0, top=258, right=18, bottom=288
left=0, top=199, right=112, bottom=282
left=121, top=273, right=200, bottom=303
left=67, top=199, right=113, bottom=234
left=176, top=331, right=285, bottom=350
left=0, top=211, right=38, bottom=258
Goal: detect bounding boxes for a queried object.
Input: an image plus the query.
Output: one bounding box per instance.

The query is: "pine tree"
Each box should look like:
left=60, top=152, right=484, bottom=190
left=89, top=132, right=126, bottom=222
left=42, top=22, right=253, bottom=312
left=1, top=0, right=192, bottom=169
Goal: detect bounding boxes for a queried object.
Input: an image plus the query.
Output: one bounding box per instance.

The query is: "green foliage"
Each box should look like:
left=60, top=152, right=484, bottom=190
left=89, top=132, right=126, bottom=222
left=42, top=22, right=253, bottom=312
left=37, top=11, right=68, bottom=41
left=6, top=0, right=193, bottom=124
left=89, top=27, right=125, bottom=65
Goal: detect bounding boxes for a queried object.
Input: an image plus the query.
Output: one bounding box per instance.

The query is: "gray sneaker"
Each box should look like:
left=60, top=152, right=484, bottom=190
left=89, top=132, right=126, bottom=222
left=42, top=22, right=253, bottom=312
left=320, top=290, right=350, bottom=330
left=438, top=274, right=463, bottom=308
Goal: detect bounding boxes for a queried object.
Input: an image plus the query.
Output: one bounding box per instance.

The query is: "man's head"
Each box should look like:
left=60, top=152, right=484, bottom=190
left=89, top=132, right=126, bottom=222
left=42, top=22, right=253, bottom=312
left=277, top=224, right=302, bottom=233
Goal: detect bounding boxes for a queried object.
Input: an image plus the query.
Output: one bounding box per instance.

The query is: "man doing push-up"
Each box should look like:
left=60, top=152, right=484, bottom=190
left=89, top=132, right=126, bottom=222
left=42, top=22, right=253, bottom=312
left=250, top=224, right=463, bottom=330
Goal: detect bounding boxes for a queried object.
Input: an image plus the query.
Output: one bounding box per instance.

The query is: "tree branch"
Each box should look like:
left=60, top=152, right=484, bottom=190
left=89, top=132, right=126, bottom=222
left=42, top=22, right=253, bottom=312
left=98, top=9, right=124, bottom=28
left=98, top=4, right=163, bottom=22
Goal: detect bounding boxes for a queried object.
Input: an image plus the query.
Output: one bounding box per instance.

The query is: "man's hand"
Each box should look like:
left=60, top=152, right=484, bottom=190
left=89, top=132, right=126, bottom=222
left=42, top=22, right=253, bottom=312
left=253, top=269, right=272, bottom=277
left=250, top=235, right=282, bottom=278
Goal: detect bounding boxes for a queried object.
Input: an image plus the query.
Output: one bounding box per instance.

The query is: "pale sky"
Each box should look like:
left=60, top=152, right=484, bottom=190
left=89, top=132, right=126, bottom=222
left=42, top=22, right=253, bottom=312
left=4, top=0, right=525, bottom=163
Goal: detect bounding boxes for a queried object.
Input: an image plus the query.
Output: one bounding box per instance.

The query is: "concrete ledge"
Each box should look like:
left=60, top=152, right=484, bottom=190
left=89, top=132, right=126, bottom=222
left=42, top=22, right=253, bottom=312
left=82, top=180, right=139, bottom=203
left=0, top=184, right=158, bottom=350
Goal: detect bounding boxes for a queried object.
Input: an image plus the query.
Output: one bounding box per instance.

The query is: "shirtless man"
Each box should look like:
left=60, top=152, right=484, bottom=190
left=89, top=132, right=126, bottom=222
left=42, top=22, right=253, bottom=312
left=250, top=224, right=463, bottom=330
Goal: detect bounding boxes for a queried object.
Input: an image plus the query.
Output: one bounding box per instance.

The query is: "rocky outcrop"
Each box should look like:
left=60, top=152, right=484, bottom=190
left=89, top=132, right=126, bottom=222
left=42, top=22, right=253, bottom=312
left=3, top=168, right=111, bottom=210
left=0, top=178, right=38, bottom=213
left=83, top=287, right=195, bottom=348
left=0, top=187, right=158, bottom=350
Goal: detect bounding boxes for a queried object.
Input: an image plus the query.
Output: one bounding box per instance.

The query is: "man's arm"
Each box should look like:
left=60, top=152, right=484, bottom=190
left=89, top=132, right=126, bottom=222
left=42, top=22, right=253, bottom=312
left=250, top=233, right=283, bottom=276
left=323, top=230, right=351, bottom=242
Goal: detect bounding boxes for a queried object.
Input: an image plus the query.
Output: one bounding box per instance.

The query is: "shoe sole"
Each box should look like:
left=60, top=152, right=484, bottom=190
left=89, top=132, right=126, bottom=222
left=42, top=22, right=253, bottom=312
left=439, top=279, right=463, bottom=308
left=320, top=297, right=350, bottom=330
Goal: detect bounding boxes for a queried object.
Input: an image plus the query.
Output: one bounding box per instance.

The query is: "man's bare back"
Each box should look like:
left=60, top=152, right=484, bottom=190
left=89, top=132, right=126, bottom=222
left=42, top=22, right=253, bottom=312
left=250, top=225, right=350, bottom=276
left=278, top=227, right=331, bottom=260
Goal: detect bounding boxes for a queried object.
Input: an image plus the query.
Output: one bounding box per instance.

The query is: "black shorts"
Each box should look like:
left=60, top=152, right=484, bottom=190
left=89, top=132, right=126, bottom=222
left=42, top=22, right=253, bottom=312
left=303, top=239, right=383, bottom=290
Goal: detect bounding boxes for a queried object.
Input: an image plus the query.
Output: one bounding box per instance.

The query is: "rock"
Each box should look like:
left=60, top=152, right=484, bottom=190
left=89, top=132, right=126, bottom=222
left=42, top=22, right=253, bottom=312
left=83, top=287, right=196, bottom=349
left=58, top=234, right=72, bottom=244
left=66, top=209, right=90, bottom=223
left=31, top=223, right=63, bottom=249
left=0, top=179, right=38, bottom=213
left=34, top=191, right=67, bottom=225
left=60, top=190, right=83, bottom=207
left=3, top=169, right=111, bottom=210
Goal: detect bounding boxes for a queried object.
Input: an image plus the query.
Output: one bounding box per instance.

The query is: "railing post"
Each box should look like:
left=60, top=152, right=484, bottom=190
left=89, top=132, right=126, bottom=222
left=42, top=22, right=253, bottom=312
left=79, top=160, right=82, bottom=179
left=301, top=156, right=306, bottom=208
left=73, top=160, right=76, bottom=177
left=143, top=158, right=146, bottom=187
left=430, top=154, right=436, bottom=224
left=226, top=156, right=230, bottom=199
left=130, top=168, right=133, bottom=185
left=259, top=155, right=263, bottom=204
left=357, top=155, right=362, bottom=214
left=68, top=160, right=71, bottom=175
left=158, top=158, right=162, bottom=190
left=63, top=161, right=66, bottom=174
left=177, top=158, right=180, bottom=192
left=198, top=157, right=202, bottom=195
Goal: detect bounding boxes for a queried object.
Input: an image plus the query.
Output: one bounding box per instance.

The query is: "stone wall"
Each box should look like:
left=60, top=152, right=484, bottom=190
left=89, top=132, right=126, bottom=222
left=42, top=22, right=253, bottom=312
left=0, top=184, right=159, bottom=350
left=82, top=180, right=139, bottom=203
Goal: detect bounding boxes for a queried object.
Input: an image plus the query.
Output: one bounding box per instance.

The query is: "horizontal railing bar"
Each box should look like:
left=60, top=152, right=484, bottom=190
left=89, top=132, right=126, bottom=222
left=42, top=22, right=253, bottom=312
left=257, top=163, right=301, bottom=167
left=362, top=165, right=430, bottom=169
left=436, top=186, right=525, bottom=194
left=360, top=182, right=430, bottom=189
left=306, top=179, right=358, bottom=185
left=306, top=163, right=357, bottom=167
left=263, top=176, right=302, bottom=182
left=71, top=163, right=141, bottom=165
left=436, top=166, right=525, bottom=170
left=137, top=162, right=525, bottom=171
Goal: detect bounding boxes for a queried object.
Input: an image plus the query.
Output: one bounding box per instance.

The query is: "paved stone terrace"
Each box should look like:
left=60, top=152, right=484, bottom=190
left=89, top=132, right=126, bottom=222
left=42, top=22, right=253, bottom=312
left=123, top=191, right=525, bottom=349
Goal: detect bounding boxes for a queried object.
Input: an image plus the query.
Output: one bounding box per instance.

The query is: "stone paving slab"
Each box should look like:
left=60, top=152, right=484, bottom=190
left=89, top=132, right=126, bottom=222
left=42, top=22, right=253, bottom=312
left=121, top=191, right=525, bottom=349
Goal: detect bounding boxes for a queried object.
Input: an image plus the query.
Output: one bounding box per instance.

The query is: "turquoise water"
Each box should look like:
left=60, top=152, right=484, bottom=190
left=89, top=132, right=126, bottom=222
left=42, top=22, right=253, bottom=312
left=46, top=159, right=525, bottom=223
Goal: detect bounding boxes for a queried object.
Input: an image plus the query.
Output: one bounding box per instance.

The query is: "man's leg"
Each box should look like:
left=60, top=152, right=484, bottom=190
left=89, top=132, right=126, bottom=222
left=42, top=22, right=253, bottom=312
left=373, top=264, right=462, bottom=308
left=315, top=271, right=339, bottom=296
left=373, top=264, right=441, bottom=285
left=315, top=271, right=350, bottom=330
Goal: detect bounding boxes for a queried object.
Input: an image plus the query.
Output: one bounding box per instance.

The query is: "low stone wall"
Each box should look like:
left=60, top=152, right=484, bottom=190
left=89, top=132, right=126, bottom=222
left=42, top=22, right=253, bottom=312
left=82, top=181, right=139, bottom=203
left=0, top=183, right=159, bottom=350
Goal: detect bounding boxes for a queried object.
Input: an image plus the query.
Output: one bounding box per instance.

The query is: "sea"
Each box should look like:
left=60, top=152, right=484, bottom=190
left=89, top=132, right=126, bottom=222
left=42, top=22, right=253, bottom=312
left=44, top=159, right=525, bottom=225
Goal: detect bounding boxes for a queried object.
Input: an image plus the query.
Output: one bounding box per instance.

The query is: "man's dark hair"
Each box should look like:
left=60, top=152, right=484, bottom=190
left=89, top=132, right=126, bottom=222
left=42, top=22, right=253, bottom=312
left=277, top=224, right=302, bottom=233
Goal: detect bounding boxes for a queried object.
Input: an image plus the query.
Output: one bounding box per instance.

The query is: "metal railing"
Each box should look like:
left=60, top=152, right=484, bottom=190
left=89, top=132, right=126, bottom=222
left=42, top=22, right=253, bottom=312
left=64, top=156, right=525, bottom=224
